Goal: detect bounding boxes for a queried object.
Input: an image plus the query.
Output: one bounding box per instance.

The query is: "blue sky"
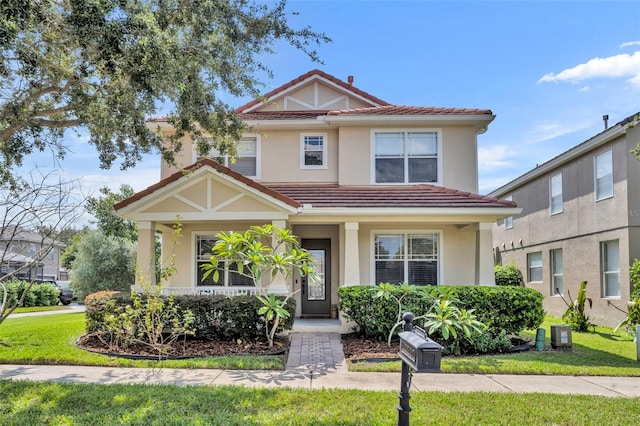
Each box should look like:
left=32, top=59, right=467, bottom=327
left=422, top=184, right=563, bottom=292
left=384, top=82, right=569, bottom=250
left=23, top=0, right=640, bottom=204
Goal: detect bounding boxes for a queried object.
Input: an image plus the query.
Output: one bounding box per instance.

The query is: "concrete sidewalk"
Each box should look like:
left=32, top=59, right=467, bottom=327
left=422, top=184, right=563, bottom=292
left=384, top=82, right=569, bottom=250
left=1, top=364, right=639, bottom=397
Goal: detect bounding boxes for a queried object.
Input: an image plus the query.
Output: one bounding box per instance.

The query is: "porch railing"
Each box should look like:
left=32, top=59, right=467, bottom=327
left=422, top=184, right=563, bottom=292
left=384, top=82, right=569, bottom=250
left=159, top=286, right=257, bottom=297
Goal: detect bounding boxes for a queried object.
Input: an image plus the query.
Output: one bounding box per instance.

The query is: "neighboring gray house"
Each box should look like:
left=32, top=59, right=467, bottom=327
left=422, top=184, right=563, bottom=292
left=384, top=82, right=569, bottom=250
left=489, top=113, right=640, bottom=328
left=0, top=227, right=64, bottom=281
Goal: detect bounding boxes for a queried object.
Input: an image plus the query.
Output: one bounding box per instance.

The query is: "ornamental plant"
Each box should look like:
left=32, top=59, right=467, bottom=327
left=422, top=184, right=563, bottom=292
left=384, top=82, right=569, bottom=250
left=560, top=281, right=594, bottom=332
left=202, top=225, right=316, bottom=348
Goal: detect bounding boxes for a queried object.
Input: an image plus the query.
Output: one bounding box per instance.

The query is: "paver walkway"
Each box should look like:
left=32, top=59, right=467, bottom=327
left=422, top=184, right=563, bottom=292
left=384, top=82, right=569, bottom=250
left=285, top=332, right=347, bottom=373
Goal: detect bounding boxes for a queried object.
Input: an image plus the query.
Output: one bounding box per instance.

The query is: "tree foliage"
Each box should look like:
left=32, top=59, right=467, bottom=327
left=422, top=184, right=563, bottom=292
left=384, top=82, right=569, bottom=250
left=69, top=230, right=136, bottom=299
left=0, top=0, right=329, bottom=185
left=85, top=185, right=137, bottom=242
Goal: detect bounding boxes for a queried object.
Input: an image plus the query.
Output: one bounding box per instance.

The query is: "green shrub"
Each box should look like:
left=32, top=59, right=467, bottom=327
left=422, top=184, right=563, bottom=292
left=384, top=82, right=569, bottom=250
left=630, top=259, right=640, bottom=299
left=338, top=285, right=545, bottom=342
left=84, top=291, right=296, bottom=340
left=0, top=280, right=60, bottom=308
left=494, top=263, right=523, bottom=286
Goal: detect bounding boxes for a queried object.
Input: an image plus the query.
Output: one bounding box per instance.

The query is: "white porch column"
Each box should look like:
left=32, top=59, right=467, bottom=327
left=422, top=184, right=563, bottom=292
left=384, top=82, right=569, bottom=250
left=269, top=219, right=288, bottom=295
left=343, top=222, right=360, bottom=286
left=135, top=221, right=157, bottom=289
left=476, top=222, right=496, bottom=286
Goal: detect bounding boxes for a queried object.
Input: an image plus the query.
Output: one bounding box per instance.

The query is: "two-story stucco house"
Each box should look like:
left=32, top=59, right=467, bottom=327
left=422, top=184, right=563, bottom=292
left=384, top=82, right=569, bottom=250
left=0, top=226, right=64, bottom=281
left=490, top=113, right=640, bottom=328
left=115, top=70, right=518, bottom=320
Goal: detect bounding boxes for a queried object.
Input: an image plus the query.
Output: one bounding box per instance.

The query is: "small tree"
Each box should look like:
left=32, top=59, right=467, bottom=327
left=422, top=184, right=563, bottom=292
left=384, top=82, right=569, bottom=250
left=202, top=225, right=315, bottom=348
left=70, top=230, right=136, bottom=299
left=1, top=169, right=84, bottom=327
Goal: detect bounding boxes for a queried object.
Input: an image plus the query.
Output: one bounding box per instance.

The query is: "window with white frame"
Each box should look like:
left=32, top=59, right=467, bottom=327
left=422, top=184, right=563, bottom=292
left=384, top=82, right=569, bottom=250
left=504, top=195, right=513, bottom=229
left=300, top=133, right=327, bottom=169
left=196, top=236, right=254, bottom=287
left=595, top=150, right=613, bottom=201
left=527, top=252, right=542, bottom=282
left=549, top=173, right=563, bottom=215
left=373, top=131, right=439, bottom=184
left=198, top=136, right=259, bottom=178
left=551, top=248, right=563, bottom=295
left=373, top=232, right=439, bottom=286
left=601, top=240, right=620, bottom=297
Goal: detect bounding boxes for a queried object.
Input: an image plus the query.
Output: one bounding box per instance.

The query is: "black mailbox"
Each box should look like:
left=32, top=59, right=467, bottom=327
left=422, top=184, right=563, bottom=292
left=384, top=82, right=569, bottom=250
left=398, top=330, right=443, bottom=373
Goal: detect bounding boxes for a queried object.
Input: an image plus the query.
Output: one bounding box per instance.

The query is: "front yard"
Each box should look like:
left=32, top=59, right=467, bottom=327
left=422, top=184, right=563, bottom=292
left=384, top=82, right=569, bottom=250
left=1, top=312, right=638, bottom=376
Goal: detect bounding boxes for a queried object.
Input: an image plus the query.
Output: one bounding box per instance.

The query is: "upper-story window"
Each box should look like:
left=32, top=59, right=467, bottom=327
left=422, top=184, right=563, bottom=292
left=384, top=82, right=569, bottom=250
left=594, top=149, right=613, bottom=201
left=199, top=136, right=260, bottom=179
left=372, top=130, right=440, bottom=184
left=549, top=173, right=563, bottom=215
left=300, top=133, right=327, bottom=169
left=504, top=195, right=513, bottom=229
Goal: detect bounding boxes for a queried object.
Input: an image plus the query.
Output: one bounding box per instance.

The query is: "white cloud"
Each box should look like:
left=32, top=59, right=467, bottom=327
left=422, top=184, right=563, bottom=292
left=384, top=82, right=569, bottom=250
left=620, top=41, right=640, bottom=48
left=524, top=121, right=590, bottom=145
left=538, top=51, right=640, bottom=87
left=477, top=145, right=517, bottom=172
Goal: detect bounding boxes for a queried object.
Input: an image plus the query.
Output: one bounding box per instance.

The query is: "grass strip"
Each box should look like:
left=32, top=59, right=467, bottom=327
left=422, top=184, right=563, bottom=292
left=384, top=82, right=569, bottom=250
left=1, top=380, right=639, bottom=425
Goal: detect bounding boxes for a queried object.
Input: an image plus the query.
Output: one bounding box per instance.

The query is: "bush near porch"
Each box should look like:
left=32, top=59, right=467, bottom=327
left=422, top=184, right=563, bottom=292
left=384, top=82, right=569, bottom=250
left=338, top=285, right=545, bottom=354
left=84, top=291, right=296, bottom=340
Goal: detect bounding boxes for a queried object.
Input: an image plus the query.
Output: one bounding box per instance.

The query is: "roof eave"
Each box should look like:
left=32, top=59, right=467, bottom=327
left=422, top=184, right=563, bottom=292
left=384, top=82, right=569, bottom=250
left=325, top=114, right=496, bottom=126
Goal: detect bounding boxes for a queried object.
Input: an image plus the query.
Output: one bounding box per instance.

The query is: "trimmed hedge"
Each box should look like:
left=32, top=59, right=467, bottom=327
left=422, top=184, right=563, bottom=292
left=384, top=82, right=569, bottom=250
left=494, top=263, right=524, bottom=286
left=1, top=280, right=60, bottom=308
left=84, top=291, right=296, bottom=340
left=338, top=285, right=545, bottom=341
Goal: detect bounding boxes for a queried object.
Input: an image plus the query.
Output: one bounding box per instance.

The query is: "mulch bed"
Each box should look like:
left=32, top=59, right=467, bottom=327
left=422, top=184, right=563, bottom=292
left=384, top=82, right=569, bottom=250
left=76, top=334, right=288, bottom=359
left=341, top=334, right=400, bottom=361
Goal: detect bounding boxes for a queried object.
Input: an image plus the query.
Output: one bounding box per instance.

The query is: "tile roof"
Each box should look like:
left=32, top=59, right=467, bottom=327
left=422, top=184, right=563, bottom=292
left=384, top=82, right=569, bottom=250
left=115, top=159, right=516, bottom=212
left=235, top=69, right=390, bottom=113
left=236, top=111, right=328, bottom=120
left=327, top=105, right=493, bottom=116
left=264, top=183, right=516, bottom=208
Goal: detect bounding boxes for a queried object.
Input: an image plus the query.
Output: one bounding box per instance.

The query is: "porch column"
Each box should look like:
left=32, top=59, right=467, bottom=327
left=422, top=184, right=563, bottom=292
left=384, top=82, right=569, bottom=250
left=343, top=222, right=360, bottom=286
left=476, top=222, right=496, bottom=286
left=269, top=219, right=288, bottom=295
left=135, top=221, right=157, bottom=289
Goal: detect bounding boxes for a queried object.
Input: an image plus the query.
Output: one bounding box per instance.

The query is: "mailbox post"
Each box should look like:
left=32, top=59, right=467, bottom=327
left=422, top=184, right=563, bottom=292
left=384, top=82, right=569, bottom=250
left=397, top=312, right=443, bottom=426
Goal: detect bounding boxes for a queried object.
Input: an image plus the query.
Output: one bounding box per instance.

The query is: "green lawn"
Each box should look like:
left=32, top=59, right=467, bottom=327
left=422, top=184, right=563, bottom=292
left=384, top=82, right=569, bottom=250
left=0, top=313, right=284, bottom=370
left=350, top=316, right=640, bottom=376
left=10, top=305, right=69, bottom=314
left=1, top=380, right=639, bottom=425
left=1, top=312, right=638, bottom=376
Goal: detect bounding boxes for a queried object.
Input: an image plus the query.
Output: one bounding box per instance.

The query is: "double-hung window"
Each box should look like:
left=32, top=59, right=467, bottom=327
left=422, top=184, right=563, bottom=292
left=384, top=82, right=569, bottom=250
left=527, top=252, right=542, bottom=282
left=373, top=232, right=439, bottom=286
left=300, top=133, right=327, bottom=169
left=199, top=136, right=259, bottom=178
left=595, top=150, right=613, bottom=201
left=551, top=248, right=564, bottom=295
left=549, top=173, right=563, bottom=215
left=601, top=240, right=620, bottom=297
left=196, top=236, right=254, bottom=287
left=373, top=131, right=439, bottom=184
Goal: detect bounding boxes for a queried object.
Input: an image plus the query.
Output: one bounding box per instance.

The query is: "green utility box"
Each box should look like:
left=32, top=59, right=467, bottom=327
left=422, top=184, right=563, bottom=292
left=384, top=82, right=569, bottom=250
left=550, top=324, right=572, bottom=350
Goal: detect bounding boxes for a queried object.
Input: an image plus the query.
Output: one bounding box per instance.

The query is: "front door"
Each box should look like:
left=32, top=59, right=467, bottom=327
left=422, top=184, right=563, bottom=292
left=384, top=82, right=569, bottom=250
left=301, top=239, right=331, bottom=317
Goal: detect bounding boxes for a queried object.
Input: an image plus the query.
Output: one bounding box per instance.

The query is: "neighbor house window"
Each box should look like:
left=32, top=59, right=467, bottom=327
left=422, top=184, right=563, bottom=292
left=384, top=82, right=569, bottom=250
left=601, top=240, right=620, bottom=297
left=504, top=196, right=513, bottom=229
left=196, top=236, right=253, bottom=287
left=551, top=248, right=564, bottom=295
left=199, top=136, right=260, bottom=178
left=527, top=252, right=542, bottom=282
left=373, top=232, right=440, bottom=286
left=373, top=131, right=439, bottom=184
left=549, top=173, right=563, bottom=215
left=300, top=133, right=327, bottom=169
left=595, top=150, right=613, bottom=201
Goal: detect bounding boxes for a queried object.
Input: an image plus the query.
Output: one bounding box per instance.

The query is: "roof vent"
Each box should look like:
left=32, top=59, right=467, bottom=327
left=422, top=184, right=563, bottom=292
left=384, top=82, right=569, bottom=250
left=603, top=114, right=609, bottom=130
left=347, top=75, right=354, bottom=86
